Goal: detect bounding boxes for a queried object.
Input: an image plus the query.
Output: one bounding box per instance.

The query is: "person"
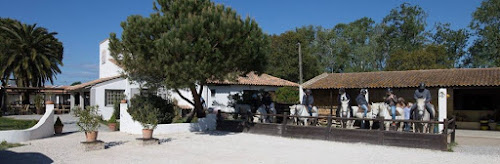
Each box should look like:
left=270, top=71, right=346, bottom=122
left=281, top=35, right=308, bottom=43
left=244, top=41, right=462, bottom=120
left=356, top=89, right=369, bottom=129
left=261, top=92, right=273, bottom=113
left=410, top=82, right=434, bottom=119
left=404, top=102, right=413, bottom=132
left=384, top=88, right=398, bottom=121
left=250, top=93, right=261, bottom=113
left=302, top=89, right=314, bottom=116
left=336, top=88, right=352, bottom=117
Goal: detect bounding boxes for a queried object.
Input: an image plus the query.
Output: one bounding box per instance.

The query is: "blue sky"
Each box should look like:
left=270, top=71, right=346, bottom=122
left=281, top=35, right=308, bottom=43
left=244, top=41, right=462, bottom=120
left=0, top=0, right=481, bottom=85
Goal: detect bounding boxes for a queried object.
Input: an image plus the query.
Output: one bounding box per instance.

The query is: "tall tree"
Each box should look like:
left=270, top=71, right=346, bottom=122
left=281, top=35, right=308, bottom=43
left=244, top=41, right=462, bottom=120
left=109, top=0, right=268, bottom=121
left=386, top=44, right=449, bottom=71
left=432, top=23, right=470, bottom=67
left=468, top=0, right=500, bottom=67
left=0, top=18, right=63, bottom=106
left=382, top=3, right=428, bottom=54
left=266, top=26, right=321, bottom=82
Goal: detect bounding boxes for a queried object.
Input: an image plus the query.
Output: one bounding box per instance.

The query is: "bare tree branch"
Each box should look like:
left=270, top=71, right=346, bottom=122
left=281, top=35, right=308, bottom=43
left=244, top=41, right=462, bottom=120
left=174, top=89, right=194, bottom=106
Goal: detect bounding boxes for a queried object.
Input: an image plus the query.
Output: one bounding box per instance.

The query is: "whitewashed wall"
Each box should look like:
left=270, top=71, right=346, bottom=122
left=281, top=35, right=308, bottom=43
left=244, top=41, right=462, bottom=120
left=119, top=102, right=216, bottom=134
left=91, top=78, right=140, bottom=120
left=99, top=39, right=123, bottom=78
left=0, top=104, right=55, bottom=143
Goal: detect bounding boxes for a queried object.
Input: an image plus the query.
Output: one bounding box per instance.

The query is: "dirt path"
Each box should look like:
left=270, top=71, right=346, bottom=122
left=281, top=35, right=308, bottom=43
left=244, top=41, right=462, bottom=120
left=1, top=130, right=499, bottom=164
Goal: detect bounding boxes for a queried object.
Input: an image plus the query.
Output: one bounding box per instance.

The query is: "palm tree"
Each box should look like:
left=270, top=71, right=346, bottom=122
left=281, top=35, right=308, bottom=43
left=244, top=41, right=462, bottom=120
left=0, top=19, right=63, bottom=105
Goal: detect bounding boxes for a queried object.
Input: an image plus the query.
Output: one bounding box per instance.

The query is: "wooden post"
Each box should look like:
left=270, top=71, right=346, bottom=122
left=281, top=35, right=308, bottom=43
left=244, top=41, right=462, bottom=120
left=378, top=117, right=384, bottom=144
left=326, top=114, right=332, bottom=140
left=282, top=112, right=288, bottom=136
left=451, top=117, right=456, bottom=143
left=443, top=118, right=448, bottom=135
left=330, top=89, right=333, bottom=116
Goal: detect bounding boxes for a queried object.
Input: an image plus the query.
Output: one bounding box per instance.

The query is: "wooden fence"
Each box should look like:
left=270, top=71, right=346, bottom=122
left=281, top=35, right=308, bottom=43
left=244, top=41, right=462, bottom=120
left=216, top=112, right=456, bottom=151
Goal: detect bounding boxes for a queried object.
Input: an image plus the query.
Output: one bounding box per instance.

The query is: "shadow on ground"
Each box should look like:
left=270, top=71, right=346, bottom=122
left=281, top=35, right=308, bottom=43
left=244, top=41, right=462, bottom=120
left=193, top=131, right=235, bottom=136
left=0, top=150, right=53, bottom=164
left=105, top=141, right=128, bottom=149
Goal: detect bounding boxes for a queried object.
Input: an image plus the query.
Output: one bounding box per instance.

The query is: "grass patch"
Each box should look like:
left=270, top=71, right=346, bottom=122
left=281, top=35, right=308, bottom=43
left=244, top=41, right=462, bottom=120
left=0, top=117, right=38, bottom=130
left=448, top=142, right=458, bottom=152
left=0, top=141, right=24, bottom=150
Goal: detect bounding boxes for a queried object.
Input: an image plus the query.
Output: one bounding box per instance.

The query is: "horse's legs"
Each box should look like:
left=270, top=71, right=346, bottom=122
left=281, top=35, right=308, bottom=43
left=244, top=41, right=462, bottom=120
left=369, top=121, right=373, bottom=130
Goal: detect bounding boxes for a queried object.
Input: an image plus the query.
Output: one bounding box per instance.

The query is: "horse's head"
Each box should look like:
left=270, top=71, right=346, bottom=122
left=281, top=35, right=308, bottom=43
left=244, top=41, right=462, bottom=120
left=415, top=98, right=426, bottom=120
left=288, top=105, right=297, bottom=115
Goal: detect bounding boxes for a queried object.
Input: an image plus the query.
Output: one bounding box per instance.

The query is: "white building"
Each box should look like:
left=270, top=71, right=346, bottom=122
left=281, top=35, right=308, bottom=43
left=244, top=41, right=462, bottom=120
left=67, top=39, right=298, bottom=120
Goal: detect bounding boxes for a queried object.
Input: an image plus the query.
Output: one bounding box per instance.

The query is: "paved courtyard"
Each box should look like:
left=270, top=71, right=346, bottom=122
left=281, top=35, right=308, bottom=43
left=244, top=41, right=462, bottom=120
left=1, top=127, right=499, bottom=164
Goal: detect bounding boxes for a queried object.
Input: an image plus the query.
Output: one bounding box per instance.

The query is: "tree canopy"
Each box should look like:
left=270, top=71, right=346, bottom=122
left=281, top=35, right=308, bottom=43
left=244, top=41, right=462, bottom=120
left=109, top=0, right=268, bottom=120
left=468, top=0, right=500, bottom=67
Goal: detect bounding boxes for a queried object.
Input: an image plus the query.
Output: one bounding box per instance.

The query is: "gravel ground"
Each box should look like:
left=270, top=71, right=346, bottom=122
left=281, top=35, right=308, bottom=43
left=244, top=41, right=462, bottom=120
left=1, top=129, right=500, bottom=164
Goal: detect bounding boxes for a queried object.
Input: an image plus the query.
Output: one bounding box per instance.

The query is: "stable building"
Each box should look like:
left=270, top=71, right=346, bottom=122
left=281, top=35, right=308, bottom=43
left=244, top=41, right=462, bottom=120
left=303, top=68, right=500, bottom=129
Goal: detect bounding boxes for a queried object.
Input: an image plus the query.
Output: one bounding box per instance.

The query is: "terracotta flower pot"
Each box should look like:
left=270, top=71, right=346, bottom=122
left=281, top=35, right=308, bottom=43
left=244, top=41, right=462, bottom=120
left=54, top=125, right=63, bottom=134
left=85, top=131, right=98, bottom=142
left=108, top=123, right=117, bottom=131
left=142, top=129, right=154, bottom=139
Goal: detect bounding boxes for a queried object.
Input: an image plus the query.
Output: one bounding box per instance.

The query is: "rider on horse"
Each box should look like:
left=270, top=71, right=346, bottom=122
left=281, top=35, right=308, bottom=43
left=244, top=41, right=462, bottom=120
left=356, top=89, right=369, bottom=128
left=302, top=89, right=314, bottom=116
left=337, top=88, right=352, bottom=117
left=410, top=82, right=435, bottom=120
left=384, top=88, right=398, bottom=122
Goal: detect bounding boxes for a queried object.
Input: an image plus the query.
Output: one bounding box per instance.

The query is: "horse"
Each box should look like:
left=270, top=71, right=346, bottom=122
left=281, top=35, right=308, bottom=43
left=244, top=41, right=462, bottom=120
left=371, top=102, right=406, bottom=131
left=289, top=104, right=318, bottom=126
left=339, top=100, right=354, bottom=128
left=255, top=104, right=277, bottom=123
left=212, top=101, right=252, bottom=121
left=351, top=104, right=379, bottom=130
left=413, top=98, right=435, bottom=133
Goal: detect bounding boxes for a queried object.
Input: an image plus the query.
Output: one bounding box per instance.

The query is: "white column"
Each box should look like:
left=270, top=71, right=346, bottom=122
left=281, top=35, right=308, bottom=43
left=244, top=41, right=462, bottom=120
left=56, top=95, right=60, bottom=105
left=364, top=89, right=369, bottom=103
left=70, top=93, right=75, bottom=109
left=79, top=91, right=84, bottom=109
left=120, top=101, right=143, bottom=134
left=438, top=88, right=447, bottom=133
left=299, top=85, right=304, bottom=104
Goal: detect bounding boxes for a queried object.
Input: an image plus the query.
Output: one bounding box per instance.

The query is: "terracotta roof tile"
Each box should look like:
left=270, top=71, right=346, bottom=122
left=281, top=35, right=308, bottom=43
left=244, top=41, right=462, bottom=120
left=208, top=72, right=299, bottom=87
left=66, top=75, right=122, bottom=91
left=304, top=67, right=500, bottom=89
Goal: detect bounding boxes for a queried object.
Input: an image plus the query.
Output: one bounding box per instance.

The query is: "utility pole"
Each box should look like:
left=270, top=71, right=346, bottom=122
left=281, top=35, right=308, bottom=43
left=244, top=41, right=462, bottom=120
left=298, top=42, right=303, bottom=84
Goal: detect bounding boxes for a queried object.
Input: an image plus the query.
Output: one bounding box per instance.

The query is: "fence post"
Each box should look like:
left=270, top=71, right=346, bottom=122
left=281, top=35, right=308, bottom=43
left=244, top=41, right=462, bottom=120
left=443, top=118, right=448, bottom=135
left=451, top=117, right=456, bottom=143
left=326, top=114, right=332, bottom=140
left=378, top=117, right=384, bottom=145
left=282, top=112, right=288, bottom=136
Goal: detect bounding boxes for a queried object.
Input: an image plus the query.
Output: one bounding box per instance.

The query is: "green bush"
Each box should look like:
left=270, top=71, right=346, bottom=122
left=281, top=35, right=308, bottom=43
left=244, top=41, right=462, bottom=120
left=113, top=101, right=120, bottom=119
left=275, top=87, right=299, bottom=104
left=108, top=113, right=117, bottom=124
left=0, top=117, right=37, bottom=130
left=72, top=106, right=101, bottom=132
left=128, top=95, right=175, bottom=127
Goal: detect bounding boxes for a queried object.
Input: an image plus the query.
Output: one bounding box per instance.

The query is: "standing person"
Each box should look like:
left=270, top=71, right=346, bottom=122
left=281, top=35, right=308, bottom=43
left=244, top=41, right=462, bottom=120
left=385, top=88, right=398, bottom=122
left=261, top=92, right=273, bottom=113
left=356, top=89, right=369, bottom=129
left=336, top=88, right=352, bottom=117
left=404, top=102, right=413, bottom=132
left=302, top=89, right=314, bottom=116
left=410, top=82, right=434, bottom=119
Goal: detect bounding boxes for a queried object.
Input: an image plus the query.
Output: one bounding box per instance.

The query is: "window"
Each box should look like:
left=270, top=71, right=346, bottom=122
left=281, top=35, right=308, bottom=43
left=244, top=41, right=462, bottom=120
left=210, top=89, right=216, bottom=97
left=105, top=90, right=124, bottom=106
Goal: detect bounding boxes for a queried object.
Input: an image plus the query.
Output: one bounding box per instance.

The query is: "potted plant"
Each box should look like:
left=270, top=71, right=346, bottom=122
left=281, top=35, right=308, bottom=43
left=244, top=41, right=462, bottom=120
left=73, top=106, right=101, bottom=142
left=34, top=94, right=44, bottom=114
left=129, top=103, right=159, bottom=139
left=54, top=116, right=64, bottom=134
left=107, top=112, right=118, bottom=131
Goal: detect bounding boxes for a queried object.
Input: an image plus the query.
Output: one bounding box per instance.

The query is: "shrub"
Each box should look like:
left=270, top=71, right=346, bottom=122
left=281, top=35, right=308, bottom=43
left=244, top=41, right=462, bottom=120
left=113, top=101, right=120, bottom=119
left=275, top=87, right=299, bottom=104
left=128, top=95, right=175, bottom=125
left=54, top=116, right=63, bottom=126
left=72, top=106, right=101, bottom=132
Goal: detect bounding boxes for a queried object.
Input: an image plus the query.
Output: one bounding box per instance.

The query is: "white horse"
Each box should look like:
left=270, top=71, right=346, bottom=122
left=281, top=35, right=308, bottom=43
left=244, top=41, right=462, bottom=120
left=289, top=105, right=318, bottom=126
left=339, top=100, right=354, bottom=128
left=351, top=104, right=378, bottom=129
left=212, top=101, right=252, bottom=121
left=371, top=102, right=406, bottom=131
left=255, top=104, right=277, bottom=123
left=413, top=98, right=435, bottom=133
